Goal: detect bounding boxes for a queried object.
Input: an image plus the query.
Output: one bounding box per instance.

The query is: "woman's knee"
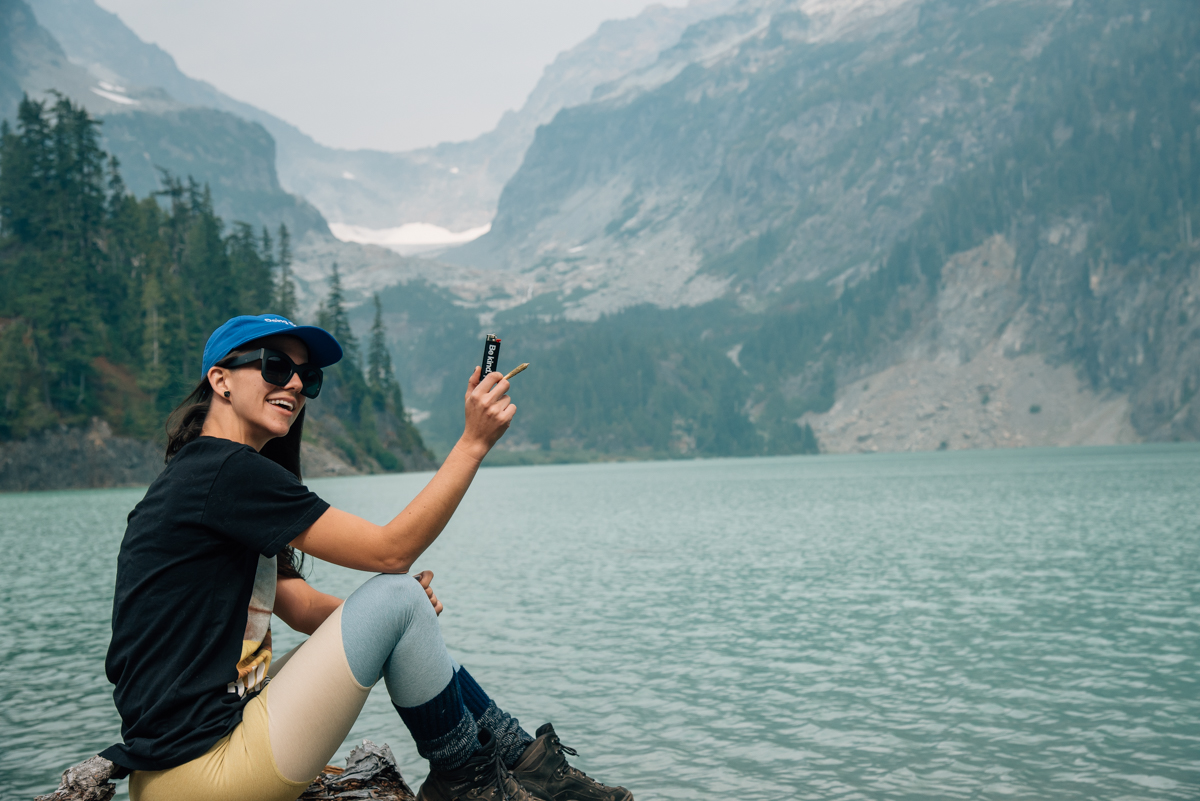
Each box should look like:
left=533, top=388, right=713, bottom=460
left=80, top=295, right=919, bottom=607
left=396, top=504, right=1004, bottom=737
left=346, top=573, right=430, bottom=623
left=341, top=573, right=436, bottom=685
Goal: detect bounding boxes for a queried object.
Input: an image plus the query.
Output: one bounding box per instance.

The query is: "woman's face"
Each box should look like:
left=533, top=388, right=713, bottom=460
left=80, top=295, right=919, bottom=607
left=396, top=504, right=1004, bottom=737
left=218, top=335, right=311, bottom=441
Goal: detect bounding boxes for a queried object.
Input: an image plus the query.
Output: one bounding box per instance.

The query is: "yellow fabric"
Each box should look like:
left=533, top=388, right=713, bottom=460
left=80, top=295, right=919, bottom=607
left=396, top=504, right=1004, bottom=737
left=129, top=685, right=309, bottom=801
left=128, top=605, right=371, bottom=801
left=265, top=605, right=372, bottom=782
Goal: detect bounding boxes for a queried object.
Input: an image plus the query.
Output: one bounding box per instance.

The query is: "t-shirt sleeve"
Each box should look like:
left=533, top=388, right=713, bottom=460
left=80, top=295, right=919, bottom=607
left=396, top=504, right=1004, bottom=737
left=202, top=448, right=330, bottom=557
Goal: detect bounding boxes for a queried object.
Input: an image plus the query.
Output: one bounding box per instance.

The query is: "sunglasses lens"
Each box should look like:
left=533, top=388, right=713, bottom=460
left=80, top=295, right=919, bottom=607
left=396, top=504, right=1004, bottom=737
left=261, top=354, right=293, bottom=387
left=299, top=367, right=323, bottom=399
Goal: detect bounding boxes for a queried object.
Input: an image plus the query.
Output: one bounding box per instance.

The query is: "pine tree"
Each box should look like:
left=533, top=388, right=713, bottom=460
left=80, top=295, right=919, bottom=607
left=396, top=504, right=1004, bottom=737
left=229, top=222, right=273, bottom=313
left=367, top=293, right=390, bottom=391
left=319, top=262, right=356, bottom=362
left=367, top=293, right=406, bottom=415
left=0, top=95, right=435, bottom=463
left=274, top=223, right=296, bottom=319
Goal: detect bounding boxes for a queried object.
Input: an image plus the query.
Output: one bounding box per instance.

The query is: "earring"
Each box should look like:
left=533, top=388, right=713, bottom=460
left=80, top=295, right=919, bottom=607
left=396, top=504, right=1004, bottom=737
left=224, top=391, right=230, bottom=398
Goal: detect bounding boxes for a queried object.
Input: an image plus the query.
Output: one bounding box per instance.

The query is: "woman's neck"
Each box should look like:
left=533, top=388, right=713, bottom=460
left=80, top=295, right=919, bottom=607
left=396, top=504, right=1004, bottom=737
left=201, top=405, right=269, bottom=451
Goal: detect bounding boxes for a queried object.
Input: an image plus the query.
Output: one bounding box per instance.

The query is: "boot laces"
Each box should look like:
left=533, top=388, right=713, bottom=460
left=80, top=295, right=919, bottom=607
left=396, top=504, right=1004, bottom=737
left=550, top=736, right=587, bottom=780
left=472, top=747, right=519, bottom=800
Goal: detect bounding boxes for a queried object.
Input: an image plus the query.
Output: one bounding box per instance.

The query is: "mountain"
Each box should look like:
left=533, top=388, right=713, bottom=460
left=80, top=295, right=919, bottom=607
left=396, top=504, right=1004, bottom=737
left=0, top=91, right=431, bottom=480
left=403, top=0, right=1198, bottom=456
left=1, top=0, right=326, bottom=235
left=26, top=0, right=736, bottom=232
left=9, top=0, right=1199, bottom=462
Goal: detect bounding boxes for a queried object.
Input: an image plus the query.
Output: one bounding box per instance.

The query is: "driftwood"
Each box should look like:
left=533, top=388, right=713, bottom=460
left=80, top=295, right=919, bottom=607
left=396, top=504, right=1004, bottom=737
left=34, top=757, right=117, bottom=801
left=34, top=741, right=415, bottom=801
left=300, top=741, right=416, bottom=800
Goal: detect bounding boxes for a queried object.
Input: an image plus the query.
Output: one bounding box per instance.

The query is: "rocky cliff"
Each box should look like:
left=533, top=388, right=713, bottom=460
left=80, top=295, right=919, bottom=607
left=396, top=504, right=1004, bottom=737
left=25, top=0, right=737, bottom=231
left=2, top=0, right=327, bottom=235
left=427, top=0, right=1199, bottom=454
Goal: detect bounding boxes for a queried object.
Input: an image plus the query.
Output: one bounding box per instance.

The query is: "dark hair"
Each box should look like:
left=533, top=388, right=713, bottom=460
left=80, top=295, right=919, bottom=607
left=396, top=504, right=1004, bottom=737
left=165, top=373, right=308, bottom=580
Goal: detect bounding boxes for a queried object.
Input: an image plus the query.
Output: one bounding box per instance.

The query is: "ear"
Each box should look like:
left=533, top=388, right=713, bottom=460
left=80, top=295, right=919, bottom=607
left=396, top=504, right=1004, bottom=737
left=208, top=366, right=233, bottom=401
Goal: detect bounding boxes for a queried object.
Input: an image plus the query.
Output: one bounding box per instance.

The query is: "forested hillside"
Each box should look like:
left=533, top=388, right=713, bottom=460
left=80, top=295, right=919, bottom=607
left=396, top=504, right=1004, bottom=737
left=24, top=0, right=737, bottom=232
left=0, top=95, right=432, bottom=479
left=0, top=0, right=327, bottom=237
left=387, top=0, right=1199, bottom=457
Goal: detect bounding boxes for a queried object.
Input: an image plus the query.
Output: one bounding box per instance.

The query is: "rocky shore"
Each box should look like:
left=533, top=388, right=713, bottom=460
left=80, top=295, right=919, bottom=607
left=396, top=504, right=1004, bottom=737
left=33, top=742, right=415, bottom=801
left=0, top=419, right=163, bottom=492
left=0, top=418, right=434, bottom=494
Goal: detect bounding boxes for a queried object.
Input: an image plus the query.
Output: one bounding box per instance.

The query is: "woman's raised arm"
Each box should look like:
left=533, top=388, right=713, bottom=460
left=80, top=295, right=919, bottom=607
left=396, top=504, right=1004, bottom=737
left=290, top=367, right=515, bottom=573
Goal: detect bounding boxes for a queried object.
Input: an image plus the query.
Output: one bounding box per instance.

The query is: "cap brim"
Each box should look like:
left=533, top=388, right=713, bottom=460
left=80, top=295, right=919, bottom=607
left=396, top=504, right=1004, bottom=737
left=284, top=326, right=344, bottom=369
left=229, top=325, right=343, bottom=369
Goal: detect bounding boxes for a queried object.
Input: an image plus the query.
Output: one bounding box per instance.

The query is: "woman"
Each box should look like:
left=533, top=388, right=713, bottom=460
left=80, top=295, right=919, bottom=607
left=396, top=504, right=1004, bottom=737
left=101, top=314, right=632, bottom=801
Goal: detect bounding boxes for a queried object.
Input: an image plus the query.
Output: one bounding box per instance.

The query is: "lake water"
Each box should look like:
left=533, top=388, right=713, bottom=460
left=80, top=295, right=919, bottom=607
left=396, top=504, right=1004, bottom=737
left=2, top=446, right=1198, bottom=800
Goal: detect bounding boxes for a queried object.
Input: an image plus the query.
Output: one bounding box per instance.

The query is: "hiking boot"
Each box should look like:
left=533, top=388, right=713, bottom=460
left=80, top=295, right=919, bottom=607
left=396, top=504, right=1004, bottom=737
left=417, top=729, right=538, bottom=801
left=510, top=723, right=633, bottom=801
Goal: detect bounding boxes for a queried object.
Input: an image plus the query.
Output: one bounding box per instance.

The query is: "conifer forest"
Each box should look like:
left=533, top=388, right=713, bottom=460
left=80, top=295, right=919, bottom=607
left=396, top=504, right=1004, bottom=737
left=0, top=96, right=430, bottom=468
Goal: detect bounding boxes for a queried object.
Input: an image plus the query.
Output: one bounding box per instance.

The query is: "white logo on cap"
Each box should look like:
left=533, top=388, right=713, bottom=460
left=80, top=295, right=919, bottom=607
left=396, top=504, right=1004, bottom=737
left=263, top=318, right=295, bottom=326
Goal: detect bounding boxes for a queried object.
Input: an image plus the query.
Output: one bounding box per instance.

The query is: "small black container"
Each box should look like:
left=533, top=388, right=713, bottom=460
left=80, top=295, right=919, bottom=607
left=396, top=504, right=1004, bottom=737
left=480, top=334, right=501, bottom=378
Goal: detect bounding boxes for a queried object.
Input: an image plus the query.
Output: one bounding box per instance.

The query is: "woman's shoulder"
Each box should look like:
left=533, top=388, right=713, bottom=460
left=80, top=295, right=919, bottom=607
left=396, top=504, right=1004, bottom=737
left=148, top=437, right=254, bottom=493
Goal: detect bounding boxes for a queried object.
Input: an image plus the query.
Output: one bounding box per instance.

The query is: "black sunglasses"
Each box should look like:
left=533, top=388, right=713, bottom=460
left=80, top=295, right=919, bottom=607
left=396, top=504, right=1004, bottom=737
left=220, top=348, right=324, bottom=399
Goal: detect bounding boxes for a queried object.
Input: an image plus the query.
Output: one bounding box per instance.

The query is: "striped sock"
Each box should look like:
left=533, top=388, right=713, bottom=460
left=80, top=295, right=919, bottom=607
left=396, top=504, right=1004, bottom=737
left=394, top=674, right=480, bottom=772
left=456, top=666, right=533, bottom=769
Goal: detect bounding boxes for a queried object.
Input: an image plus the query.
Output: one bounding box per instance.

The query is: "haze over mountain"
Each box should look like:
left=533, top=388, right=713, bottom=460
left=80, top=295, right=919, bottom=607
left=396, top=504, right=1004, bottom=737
left=3, top=0, right=1197, bottom=464
left=410, top=0, right=1199, bottom=456
left=1, top=0, right=327, bottom=234
left=27, top=0, right=736, bottom=235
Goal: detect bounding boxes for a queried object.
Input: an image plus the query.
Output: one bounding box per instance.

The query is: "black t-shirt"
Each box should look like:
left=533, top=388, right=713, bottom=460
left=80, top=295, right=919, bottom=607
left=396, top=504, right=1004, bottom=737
left=100, top=437, right=330, bottom=772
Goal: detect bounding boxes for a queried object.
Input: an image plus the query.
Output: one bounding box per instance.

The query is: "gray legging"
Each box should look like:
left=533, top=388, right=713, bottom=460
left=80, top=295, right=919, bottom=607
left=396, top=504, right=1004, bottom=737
left=131, top=573, right=485, bottom=801
left=266, top=572, right=472, bottom=784
left=340, top=572, right=459, bottom=706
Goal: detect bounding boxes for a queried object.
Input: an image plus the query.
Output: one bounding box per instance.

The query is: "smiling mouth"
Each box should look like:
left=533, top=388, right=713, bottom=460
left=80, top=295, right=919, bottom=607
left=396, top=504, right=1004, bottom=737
left=267, top=398, right=295, bottom=412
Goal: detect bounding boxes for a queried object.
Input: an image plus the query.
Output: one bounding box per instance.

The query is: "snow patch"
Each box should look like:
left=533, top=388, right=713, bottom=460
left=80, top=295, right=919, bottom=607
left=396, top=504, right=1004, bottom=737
left=329, top=222, right=491, bottom=255
left=90, top=87, right=139, bottom=106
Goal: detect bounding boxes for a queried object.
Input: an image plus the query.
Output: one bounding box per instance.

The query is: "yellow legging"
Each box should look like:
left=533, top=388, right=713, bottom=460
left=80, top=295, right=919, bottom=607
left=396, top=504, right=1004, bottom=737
left=130, top=605, right=370, bottom=801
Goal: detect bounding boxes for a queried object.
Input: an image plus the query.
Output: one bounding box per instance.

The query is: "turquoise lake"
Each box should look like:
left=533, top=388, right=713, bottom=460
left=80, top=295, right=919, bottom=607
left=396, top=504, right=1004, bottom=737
left=2, top=445, right=1198, bottom=799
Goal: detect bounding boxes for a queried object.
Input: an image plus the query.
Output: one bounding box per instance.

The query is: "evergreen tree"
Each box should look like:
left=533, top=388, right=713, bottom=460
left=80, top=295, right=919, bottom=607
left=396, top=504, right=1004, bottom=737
left=259, top=226, right=276, bottom=309
left=274, top=223, right=296, bottom=318
left=0, top=93, right=430, bottom=469
left=229, top=223, right=273, bottom=314
left=367, top=293, right=406, bottom=416
left=367, top=294, right=391, bottom=391
left=319, top=263, right=356, bottom=362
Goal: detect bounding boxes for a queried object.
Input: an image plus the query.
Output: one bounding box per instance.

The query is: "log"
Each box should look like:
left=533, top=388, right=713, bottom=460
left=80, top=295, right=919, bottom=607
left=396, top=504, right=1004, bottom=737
left=34, top=741, right=415, bottom=801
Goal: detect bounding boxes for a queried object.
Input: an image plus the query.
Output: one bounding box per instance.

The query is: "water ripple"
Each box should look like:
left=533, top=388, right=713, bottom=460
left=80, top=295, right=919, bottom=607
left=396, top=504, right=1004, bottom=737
left=3, top=445, right=1198, bottom=800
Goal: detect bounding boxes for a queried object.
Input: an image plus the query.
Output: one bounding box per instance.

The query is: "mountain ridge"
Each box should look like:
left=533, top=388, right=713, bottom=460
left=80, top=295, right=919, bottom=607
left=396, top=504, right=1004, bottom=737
left=2, top=0, right=328, bottom=235
left=27, top=0, right=738, bottom=232
left=400, top=0, right=1200, bottom=456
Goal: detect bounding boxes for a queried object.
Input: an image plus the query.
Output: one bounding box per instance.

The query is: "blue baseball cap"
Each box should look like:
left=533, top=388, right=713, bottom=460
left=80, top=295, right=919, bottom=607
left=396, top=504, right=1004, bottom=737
left=201, top=314, right=343, bottom=379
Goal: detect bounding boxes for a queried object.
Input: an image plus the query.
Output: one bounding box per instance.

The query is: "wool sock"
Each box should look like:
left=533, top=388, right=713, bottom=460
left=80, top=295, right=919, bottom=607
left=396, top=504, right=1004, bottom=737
left=394, top=673, right=480, bottom=772
left=456, top=666, right=534, bottom=768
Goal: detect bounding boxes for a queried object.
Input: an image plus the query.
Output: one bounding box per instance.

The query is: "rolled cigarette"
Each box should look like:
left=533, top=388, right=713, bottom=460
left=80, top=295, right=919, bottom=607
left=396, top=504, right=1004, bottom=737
left=503, top=363, right=529, bottom=380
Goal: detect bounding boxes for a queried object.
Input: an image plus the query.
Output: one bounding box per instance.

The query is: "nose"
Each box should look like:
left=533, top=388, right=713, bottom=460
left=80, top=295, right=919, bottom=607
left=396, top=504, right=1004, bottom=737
left=284, top=369, right=305, bottom=394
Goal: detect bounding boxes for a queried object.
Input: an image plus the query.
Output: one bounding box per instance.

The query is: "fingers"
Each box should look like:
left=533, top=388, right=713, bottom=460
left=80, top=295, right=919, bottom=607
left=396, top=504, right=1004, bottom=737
left=474, top=372, right=507, bottom=396
left=467, top=366, right=482, bottom=391
left=412, top=570, right=443, bottom=614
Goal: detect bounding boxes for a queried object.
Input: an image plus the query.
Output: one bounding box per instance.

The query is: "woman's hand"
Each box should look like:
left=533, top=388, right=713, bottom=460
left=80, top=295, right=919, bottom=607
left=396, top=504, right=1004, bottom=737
left=462, top=367, right=516, bottom=459
left=291, top=367, right=517, bottom=575
left=412, top=570, right=443, bottom=615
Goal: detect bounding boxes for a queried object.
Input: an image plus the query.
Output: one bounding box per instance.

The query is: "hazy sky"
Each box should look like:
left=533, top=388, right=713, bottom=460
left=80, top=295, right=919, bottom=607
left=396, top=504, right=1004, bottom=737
left=94, top=0, right=688, bottom=152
